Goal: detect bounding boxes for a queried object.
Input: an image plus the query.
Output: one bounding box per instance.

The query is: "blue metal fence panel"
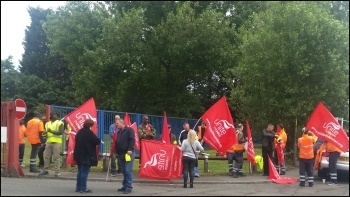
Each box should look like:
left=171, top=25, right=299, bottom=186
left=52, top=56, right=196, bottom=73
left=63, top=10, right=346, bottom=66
left=50, top=105, right=199, bottom=154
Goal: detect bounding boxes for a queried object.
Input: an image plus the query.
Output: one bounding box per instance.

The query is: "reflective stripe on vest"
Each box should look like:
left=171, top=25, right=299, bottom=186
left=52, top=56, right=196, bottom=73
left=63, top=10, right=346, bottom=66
left=46, top=120, right=63, bottom=143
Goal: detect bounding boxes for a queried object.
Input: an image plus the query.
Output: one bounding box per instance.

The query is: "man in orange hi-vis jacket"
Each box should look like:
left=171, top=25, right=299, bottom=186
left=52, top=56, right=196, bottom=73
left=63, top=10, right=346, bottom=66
left=25, top=111, right=45, bottom=173
left=324, top=141, right=342, bottom=185
left=298, top=127, right=317, bottom=187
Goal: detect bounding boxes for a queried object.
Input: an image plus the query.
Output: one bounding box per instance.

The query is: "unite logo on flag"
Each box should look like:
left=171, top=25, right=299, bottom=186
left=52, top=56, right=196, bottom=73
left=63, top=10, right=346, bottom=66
left=201, top=96, right=237, bottom=155
left=322, top=122, right=341, bottom=137
left=143, top=150, right=169, bottom=171
left=306, top=101, right=349, bottom=152
left=139, top=140, right=182, bottom=180
left=74, top=112, right=97, bottom=130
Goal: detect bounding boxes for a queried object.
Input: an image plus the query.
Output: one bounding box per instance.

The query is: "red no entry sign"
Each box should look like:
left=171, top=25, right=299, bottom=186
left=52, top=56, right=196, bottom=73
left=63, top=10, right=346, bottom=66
left=15, top=99, right=27, bottom=120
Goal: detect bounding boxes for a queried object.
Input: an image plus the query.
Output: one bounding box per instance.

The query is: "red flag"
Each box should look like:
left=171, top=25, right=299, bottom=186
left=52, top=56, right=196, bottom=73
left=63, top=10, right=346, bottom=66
left=124, top=112, right=131, bottom=127
left=66, top=132, right=77, bottom=165
left=161, top=111, right=170, bottom=144
left=139, top=140, right=182, bottom=180
left=65, top=98, right=99, bottom=164
left=110, top=131, right=117, bottom=157
left=275, top=143, right=284, bottom=165
left=130, top=122, right=140, bottom=150
left=268, top=156, right=297, bottom=184
left=201, top=96, right=236, bottom=155
left=245, top=120, right=256, bottom=165
left=65, top=98, right=98, bottom=134
left=306, top=101, right=349, bottom=152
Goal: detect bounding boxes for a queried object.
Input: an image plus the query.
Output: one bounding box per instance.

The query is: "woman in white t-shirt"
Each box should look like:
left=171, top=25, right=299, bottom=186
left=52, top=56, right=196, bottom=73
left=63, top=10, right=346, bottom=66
left=181, top=129, right=204, bottom=188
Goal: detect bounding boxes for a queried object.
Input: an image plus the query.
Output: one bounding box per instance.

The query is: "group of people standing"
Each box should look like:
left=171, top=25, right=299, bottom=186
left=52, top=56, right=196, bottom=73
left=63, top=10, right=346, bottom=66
left=108, top=115, right=205, bottom=191
left=19, top=111, right=344, bottom=193
left=19, top=111, right=65, bottom=176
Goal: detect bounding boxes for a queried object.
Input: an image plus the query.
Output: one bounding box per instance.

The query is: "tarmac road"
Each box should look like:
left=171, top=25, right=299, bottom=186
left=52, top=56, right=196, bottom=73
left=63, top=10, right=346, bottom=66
left=1, top=176, right=349, bottom=196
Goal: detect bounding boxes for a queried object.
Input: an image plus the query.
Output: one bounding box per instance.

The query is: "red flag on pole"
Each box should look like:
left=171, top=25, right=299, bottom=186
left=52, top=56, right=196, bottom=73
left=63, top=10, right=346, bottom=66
left=66, top=132, right=77, bottom=165
left=139, top=140, right=182, bottom=180
left=268, top=156, right=297, bottom=184
left=130, top=122, right=140, bottom=150
left=124, top=112, right=131, bottom=127
left=65, top=98, right=98, bottom=134
left=245, top=120, right=256, bottom=165
left=161, top=111, right=170, bottom=144
left=65, top=98, right=99, bottom=165
left=305, top=101, right=349, bottom=152
left=201, top=96, right=236, bottom=155
left=110, top=130, right=117, bottom=157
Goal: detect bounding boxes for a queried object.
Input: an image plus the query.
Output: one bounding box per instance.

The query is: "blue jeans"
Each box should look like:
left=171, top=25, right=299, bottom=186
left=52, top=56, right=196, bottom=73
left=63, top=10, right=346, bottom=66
left=118, top=152, right=135, bottom=190
left=76, top=164, right=91, bottom=191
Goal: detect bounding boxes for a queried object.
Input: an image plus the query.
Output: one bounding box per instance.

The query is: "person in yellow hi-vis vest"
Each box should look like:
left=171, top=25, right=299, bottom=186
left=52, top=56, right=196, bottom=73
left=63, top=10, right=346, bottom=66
left=39, top=112, right=64, bottom=177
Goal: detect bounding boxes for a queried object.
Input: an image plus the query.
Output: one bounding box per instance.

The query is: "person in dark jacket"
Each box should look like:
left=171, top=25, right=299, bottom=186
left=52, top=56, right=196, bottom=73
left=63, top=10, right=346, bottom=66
left=261, top=123, right=277, bottom=176
left=115, top=119, right=135, bottom=194
left=74, top=119, right=100, bottom=193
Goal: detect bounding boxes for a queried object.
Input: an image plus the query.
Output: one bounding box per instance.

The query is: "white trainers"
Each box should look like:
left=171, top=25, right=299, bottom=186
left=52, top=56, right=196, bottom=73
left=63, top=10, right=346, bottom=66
left=20, top=164, right=25, bottom=167
left=328, top=182, right=337, bottom=186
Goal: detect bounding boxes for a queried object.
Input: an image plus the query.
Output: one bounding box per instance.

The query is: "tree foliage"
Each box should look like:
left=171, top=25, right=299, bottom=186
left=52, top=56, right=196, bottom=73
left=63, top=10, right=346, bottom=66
left=20, top=6, right=76, bottom=107
left=231, top=2, right=349, bottom=144
left=43, top=1, right=237, bottom=117
left=2, top=1, right=348, bottom=129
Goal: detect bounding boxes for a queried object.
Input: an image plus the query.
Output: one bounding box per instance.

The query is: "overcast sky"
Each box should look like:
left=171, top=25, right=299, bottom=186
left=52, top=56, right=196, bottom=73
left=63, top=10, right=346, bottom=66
left=1, top=1, right=66, bottom=67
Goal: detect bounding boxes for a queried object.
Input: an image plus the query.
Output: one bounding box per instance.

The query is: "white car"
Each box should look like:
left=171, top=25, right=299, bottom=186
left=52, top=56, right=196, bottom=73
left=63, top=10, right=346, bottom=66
left=318, top=151, right=349, bottom=178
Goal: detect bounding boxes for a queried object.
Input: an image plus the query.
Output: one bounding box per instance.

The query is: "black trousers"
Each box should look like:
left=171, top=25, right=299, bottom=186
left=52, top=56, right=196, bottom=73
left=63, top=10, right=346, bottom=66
left=30, top=143, right=41, bottom=169
left=19, top=144, right=25, bottom=164
left=299, top=158, right=314, bottom=186
left=262, top=146, right=273, bottom=175
left=38, top=144, right=46, bottom=165
left=329, top=152, right=340, bottom=183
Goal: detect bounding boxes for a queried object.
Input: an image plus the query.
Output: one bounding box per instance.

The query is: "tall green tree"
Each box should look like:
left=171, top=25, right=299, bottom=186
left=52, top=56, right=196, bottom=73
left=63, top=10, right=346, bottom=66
left=20, top=6, right=76, bottom=106
left=1, top=56, right=19, bottom=101
left=44, top=1, right=237, bottom=117
left=1, top=56, right=48, bottom=118
left=231, top=1, right=349, bottom=143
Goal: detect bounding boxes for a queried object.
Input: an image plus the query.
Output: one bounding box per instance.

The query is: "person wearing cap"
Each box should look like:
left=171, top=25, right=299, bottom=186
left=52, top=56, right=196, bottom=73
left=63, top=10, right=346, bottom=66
left=39, top=112, right=64, bottom=177
left=160, top=124, right=177, bottom=145
left=25, top=111, right=45, bottom=173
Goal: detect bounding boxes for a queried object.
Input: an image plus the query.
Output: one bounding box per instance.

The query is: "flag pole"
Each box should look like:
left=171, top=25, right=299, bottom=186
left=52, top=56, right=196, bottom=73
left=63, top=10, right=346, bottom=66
left=106, top=158, right=111, bottom=181
left=249, top=162, right=252, bottom=173
left=192, top=118, right=202, bottom=130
